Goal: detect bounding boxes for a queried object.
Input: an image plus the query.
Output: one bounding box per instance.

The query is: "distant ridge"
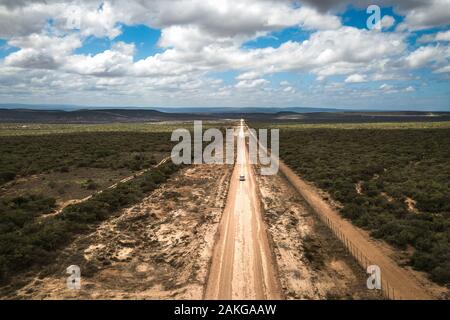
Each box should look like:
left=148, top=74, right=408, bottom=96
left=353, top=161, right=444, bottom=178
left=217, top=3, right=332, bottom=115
left=0, top=108, right=213, bottom=123
left=0, top=104, right=448, bottom=114
left=1, top=108, right=449, bottom=124
left=0, top=104, right=343, bottom=113
left=153, top=107, right=341, bottom=113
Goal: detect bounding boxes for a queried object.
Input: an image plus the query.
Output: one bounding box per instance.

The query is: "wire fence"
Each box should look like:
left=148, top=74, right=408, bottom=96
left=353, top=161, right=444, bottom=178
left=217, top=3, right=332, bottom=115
left=320, top=214, right=399, bottom=300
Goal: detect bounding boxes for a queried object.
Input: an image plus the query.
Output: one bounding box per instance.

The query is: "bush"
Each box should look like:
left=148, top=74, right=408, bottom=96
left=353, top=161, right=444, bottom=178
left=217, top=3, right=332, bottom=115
left=0, top=171, right=16, bottom=184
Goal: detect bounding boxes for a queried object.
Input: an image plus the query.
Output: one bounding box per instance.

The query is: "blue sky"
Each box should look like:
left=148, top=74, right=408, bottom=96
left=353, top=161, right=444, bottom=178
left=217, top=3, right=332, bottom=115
left=0, top=0, right=449, bottom=110
left=74, top=24, right=163, bottom=60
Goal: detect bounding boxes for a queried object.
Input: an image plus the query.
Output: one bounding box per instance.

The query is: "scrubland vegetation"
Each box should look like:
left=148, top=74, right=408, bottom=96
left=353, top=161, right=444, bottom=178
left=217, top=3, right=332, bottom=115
left=0, top=131, right=173, bottom=185
left=0, top=124, right=183, bottom=284
left=0, top=161, right=180, bottom=283
left=277, top=123, right=450, bottom=285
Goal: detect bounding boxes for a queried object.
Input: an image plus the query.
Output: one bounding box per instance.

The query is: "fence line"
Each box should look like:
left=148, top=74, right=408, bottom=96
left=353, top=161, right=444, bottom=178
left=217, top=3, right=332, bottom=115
left=320, top=210, right=398, bottom=299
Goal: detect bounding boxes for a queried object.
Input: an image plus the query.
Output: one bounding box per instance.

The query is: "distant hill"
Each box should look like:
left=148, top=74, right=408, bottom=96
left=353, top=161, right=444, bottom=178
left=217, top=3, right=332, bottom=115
left=153, top=107, right=342, bottom=113
left=0, top=104, right=344, bottom=113
left=0, top=108, right=214, bottom=123
left=0, top=108, right=449, bottom=124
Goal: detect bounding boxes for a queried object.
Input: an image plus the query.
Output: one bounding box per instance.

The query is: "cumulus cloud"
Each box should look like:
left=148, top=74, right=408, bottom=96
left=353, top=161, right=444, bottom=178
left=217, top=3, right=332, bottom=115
left=283, top=86, right=296, bottom=93
left=65, top=42, right=135, bottom=77
left=434, top=65, right=450, bottom=73
left=405, top=45, right=449, bottom=69
left=148, top=0, right=341, bottom=37
left=235, top=78, right=269, bottom=88
left=418, top=30, right=450, bottom=43
left=435, top=30, right=450, bottom=42
left=301, top=0, right=450, bottom=30
left=399, top=0, right=450, bottom=30
left=381, top=15, right=396, bottom=29
left=0, top=3, right=50, bottom=38
left=236, top=71, right=263, bottom=81
left=379, top=83, right=395, bottom=92
left=5, top=33, right=81, bottom=69
left=345, top=74, right=367, bottom=83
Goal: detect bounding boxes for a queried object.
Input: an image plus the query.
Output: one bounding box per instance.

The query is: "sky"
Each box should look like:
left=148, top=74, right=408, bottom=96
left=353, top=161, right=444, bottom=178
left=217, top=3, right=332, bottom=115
left=0, top=0, right=449, bottom=111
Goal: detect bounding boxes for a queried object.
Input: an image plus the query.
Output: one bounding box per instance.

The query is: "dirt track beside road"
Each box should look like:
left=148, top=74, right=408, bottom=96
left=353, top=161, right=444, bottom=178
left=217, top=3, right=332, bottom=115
left=279, top=161, right=437, bottom=300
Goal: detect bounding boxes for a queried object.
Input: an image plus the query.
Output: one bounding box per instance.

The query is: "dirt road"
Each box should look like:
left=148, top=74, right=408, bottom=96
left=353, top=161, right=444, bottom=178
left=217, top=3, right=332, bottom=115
left=205, top=122, right=282, bottom=300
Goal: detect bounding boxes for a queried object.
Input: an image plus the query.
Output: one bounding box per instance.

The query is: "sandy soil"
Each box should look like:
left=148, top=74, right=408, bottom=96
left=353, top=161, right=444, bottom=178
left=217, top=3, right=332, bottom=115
left=1, top=163, right=232, bottom=300
left=256, top=166, right=382, bottom=300
left=205, top=124, right=281, bottom=300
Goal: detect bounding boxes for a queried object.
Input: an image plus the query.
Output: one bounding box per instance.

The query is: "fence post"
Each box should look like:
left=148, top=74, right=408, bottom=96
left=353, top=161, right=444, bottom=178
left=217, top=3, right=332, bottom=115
left=386, top=282, right=390, bottom=299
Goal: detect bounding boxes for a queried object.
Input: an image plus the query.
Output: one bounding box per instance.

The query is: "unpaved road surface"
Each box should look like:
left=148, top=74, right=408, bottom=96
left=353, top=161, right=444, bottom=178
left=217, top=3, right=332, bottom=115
left=205, top=123, right=282, bottom=300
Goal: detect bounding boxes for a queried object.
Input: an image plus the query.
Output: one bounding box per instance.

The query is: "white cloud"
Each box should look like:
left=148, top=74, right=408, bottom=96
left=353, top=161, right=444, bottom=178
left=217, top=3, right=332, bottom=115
left=379, top=83, right=395, bottom=93
left=405, top=45, right=448, bottom=68
left=5, top=33, right=81, bottom=69
left=434, top=65, right=450, bottom=73
left=65, top=42, right=135, bottom=77
left=76, top=1, right=123, bottom=39
left=0, top=3, right=53, bottom=38
left=7, top=33, right=81, bottom=53
left=381, top=15, right=396, bottom=29
left=380, top=83, right=392, bottom=89
left=436, top=30, right=450, bottom=42
left=345, top=74, right=367, bottom=83
left=150, top=0, right=341, bottom=36
left=236, top=71, right=262, bottom=81
left=419, top=30, right=450, bottom=43
left=231, top=27, right=406, bottom=79
left=235, top=78, right=269, bottom=88
left=400, top=0, right=450, bottom=30
left=302, top=0, right=450, bottom=30
left=283, top=86, right=296, bottom=93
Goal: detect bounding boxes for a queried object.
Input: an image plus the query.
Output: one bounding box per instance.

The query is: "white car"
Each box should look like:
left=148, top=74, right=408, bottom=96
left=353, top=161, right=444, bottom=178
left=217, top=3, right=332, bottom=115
left=239, top=175, right=246, bottom=181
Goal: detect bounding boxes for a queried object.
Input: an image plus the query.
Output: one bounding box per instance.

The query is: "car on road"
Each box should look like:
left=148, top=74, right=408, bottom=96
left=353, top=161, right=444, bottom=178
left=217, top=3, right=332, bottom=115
left=240, top=175, right=246, bottom=181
